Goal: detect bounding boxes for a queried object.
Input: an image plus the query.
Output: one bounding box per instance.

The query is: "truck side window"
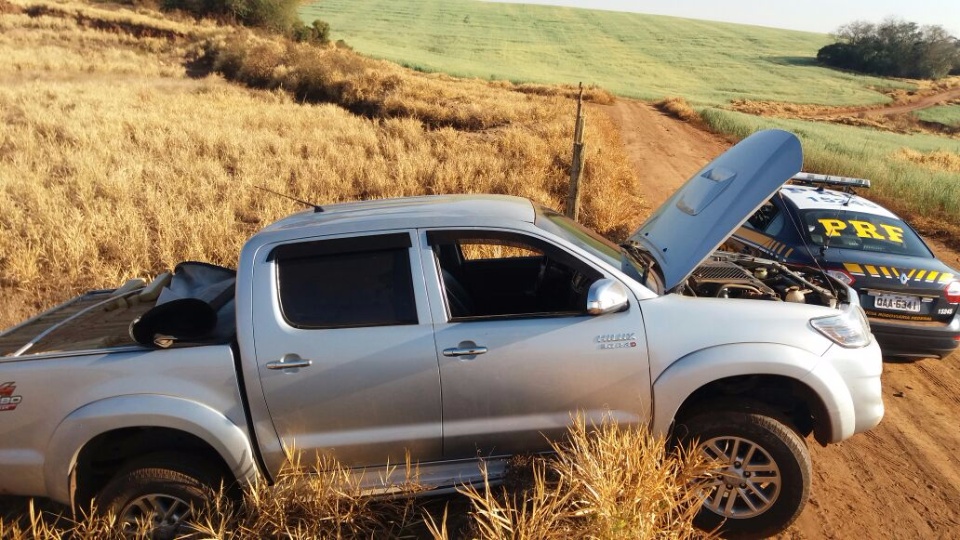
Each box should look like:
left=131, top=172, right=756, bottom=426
left=746, top=202, right=775, bottom=231
left=745, top=201, right=785, bottom=236
left=427, top=230, right=601, bottom=320
left=272, top=234, right=417, bottom=329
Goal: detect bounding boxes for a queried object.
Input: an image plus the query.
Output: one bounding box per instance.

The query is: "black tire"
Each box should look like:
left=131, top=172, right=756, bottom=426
left=677, top=410, right=811, bottom=539
left=94, top=452, right=224, bottom=540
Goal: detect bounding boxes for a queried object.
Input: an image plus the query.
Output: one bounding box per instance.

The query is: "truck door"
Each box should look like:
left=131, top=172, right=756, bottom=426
left=421, top=229, right=651, bottom=459
left=251, top=232, right=442, bottom=468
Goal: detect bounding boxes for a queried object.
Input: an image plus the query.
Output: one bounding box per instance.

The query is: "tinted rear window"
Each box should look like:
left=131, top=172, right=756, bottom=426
left=275, top=236, right=418, bottom=329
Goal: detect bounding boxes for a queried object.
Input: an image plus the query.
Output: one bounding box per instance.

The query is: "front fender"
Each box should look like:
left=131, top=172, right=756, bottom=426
left=44, top=395, right=259, bottom=505
left=651, top=342, right=856, bottom=443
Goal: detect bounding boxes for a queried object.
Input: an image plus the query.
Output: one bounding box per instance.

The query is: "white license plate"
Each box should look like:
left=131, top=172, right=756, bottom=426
left=874, top=294, right=921, bottom=313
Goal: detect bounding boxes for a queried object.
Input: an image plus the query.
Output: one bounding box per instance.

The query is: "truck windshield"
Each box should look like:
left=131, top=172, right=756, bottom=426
left=535, top=208, right=621, bottom=265
left=534, top=208, right=652, bottom=289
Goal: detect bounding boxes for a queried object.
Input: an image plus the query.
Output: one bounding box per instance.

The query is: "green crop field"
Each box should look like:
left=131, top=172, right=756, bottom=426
left=915, top=105, right=960, bottom=127
left=300, top=0, right=910, bottom=106
left=300, top=0, right=959, bottom=234
left=700, top=109, right=960, bottom=222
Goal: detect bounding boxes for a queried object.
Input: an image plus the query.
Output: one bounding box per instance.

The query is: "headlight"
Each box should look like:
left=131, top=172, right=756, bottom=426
left=826, top=269, right=855, bottom=286
left=810, top=307, right=871, bottom=348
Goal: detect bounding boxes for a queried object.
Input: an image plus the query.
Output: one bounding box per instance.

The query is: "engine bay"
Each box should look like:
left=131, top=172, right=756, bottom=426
left=680, top=252, right=844, bottom=308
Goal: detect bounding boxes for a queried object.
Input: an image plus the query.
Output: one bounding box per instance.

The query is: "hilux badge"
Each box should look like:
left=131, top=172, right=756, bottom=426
left=595, top=333, right=638, bottom=350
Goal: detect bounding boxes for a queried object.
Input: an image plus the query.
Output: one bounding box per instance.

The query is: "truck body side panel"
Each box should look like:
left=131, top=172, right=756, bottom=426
left=0, top=345, right=247, bottom=503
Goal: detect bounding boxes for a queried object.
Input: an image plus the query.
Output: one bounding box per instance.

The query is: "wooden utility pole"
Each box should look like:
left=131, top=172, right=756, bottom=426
left=566, top=82, right=586, bottom=220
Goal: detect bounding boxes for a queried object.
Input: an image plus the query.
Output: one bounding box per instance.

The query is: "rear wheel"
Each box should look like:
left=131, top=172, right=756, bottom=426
left=677, top=410, right=811, bottom=539
left=94, top=452, right=224, bottom=539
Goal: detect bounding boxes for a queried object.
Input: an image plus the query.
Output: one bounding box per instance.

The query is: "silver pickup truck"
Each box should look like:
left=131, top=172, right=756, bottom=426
left=0, top=130, right=883, bottom=538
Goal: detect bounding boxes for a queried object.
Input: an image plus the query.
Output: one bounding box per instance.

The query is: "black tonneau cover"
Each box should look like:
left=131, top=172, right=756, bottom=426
left=0, top=262, right=236, bottom=357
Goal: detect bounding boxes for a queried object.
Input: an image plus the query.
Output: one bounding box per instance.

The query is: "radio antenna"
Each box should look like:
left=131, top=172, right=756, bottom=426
left=255, top=186, right=324, bottom=213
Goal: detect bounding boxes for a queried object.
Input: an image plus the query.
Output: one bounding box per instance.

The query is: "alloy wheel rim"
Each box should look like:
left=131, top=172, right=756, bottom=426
left=699, top=435, right=781, bottom=519
left=119, top=493, right=193, bottom=539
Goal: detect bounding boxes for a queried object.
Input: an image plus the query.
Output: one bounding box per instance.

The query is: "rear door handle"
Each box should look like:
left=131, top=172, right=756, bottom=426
left=266, top=353, right=313, bottom=370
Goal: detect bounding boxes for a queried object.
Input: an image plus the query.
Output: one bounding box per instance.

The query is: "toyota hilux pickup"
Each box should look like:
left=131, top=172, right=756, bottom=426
left=0, top=130, right=883, bottom=538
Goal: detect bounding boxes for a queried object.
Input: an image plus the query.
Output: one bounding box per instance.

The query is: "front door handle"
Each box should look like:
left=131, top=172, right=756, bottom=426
left=266, top=353, right=313, bottom=370
left=443, top=342, right=488, bottom=358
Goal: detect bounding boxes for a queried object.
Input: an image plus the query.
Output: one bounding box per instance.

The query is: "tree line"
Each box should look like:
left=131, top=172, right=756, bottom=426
left=161, top=0, right=330, bottom=43
left=817, top=19, right=960, bottom=79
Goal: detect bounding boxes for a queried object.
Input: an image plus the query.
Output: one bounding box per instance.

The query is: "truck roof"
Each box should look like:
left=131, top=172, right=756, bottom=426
left=260, top=194, right=537, bottom=234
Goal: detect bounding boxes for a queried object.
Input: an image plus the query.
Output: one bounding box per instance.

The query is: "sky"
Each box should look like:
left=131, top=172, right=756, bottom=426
left=486, top=0, right=960, bottom=37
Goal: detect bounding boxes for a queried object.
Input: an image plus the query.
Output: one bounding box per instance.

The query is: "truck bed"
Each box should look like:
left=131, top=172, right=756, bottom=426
left=0, top=289, right=154, bottom=358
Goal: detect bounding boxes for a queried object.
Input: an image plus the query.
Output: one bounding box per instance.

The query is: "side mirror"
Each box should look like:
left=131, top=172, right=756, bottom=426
left=586, top=279, right=630, bottom=315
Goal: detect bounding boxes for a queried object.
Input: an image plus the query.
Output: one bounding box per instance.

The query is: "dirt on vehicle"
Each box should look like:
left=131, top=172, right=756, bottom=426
left=603, top=98, right=960, bottom=539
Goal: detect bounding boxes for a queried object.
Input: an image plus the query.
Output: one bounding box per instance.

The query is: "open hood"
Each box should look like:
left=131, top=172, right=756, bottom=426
left=628, top=129, right=802, bottom=291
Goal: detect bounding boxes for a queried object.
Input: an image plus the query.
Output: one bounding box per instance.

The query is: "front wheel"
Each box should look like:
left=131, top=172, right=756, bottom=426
left=94, top=452, right=224, bottom=539
left=677, top=410, right=811, bottom=539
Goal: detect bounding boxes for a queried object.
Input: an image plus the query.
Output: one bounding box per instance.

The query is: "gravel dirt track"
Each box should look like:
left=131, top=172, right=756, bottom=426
left=603, top=98, right=960, bottom=539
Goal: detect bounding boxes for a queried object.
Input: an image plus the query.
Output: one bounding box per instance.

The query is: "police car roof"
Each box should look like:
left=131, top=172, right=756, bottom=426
left=778, top=185, right=900, bottom=219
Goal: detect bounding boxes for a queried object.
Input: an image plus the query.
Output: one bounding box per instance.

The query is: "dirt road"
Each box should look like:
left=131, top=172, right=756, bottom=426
left=858, top=87, right=960, bottom=117
left=604, top=99, right=960, bottom=539
left=601, top=100, right=729, bottom=215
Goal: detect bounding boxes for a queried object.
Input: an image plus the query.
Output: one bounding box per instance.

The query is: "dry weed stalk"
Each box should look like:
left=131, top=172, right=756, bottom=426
left=655, top=97, right=704, bottom=126
left=193, top=452, right=424, bottom=538
left=435, top=416, right=716, bottom=540
left=452, top=460, right=577, bottom=540
left=897, top=147, right=960, bottom=173
left=553, top=416, right=715, bottom=539
left=3, top=424, right=713, bottom=539
left=3, top=454, right=428, bottom=539
left=0, top=497, right=152, bottom=540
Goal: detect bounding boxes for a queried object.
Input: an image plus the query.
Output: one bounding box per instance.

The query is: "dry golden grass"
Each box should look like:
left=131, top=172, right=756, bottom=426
left=492, top=81, right=617, bottom=105
left=2, top=420, right=712, bottom=539
left=726, top=99, right=847, bottom=118
left=827, top=112, right=928, bottom=134
left=0, top=0, right=641, bottom=329
left=0, top=499, right=127, bottom=539
left=654, top=96, right=716, bottom=136
left=430, top=416, right=715, bottom=540
left=192, top=453, right=428, bottom=538
left=896, top=147, right=960, bottom=173
left=880, top=75, right=960, bottom=100
left=0, top=0, right=213, bottom=68
left=655, top=97, right=701, bottom=124
left=727, top=88, right=960, bottom=138
left=1, top=454, right=425, bottom=539
left=723, top=100, right=921, bottom=130
left=203, top=30, right=605, bottom=131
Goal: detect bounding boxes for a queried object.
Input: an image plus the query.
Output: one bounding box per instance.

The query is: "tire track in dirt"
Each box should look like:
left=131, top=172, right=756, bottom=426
left=914, top=362, right=960, bottom=407
left=602, top=97, right=960, bottom=540
left=597, top=99, right=728, bottom=212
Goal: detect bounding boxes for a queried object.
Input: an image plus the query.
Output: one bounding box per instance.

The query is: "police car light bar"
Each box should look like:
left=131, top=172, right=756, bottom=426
left=789, top=172, right=871, bottom=190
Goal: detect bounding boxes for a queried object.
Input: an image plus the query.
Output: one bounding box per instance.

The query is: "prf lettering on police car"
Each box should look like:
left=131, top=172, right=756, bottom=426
left=817, top=219, right=904, bottom=243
